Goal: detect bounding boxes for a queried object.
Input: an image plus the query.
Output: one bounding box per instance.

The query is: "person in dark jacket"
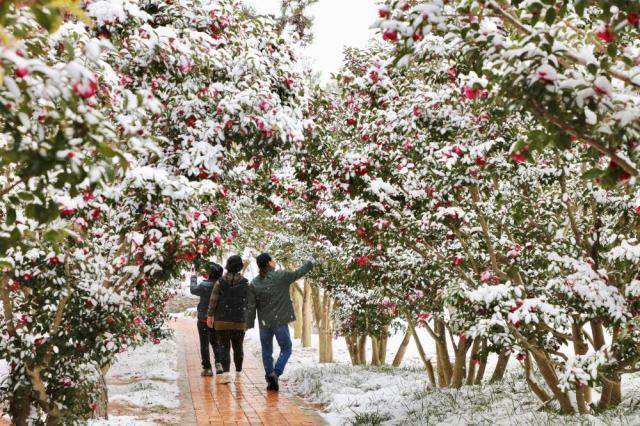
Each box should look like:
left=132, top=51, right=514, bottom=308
left=206, top=255, right=249, bottom=384
left=246, top=253, right=314, bottom=391
left=190, top=263, right=224, bottom=377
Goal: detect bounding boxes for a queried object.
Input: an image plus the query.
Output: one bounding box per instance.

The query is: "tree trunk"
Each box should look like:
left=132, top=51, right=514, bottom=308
left=406, top=314, right=436, bottom=386
left=450, top=336, right=470, bottom=388
left=371, top=336, right=381, bottom=366
left=466, top=338, right=481, bottom=386
left=291, top=284, right=303, bottom=339
left=358, top=334, right=367, bottom=365
left=392, top=329, right=412, bottom=367
left=571, top=322, right=590, bottom=413
left=378, top=329, right=388, bottom=365
left=523, top=352, right=552, bottom=404
left=473, top=339, right=488, bottom=385
left=434, top=319, right=452, bottom=387
left=530, top=348, right=575, bottom=414
left=319, top=292, right=333, bottom=363
left=9, top=387, right=31, bottom=426
left=302, top=280, right=313, bottom=348
left=489, top=350, right=510, bottom=383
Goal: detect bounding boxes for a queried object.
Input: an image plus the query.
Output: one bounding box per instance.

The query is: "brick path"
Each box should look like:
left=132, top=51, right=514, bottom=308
left=174, top=319, right=325, bottom=426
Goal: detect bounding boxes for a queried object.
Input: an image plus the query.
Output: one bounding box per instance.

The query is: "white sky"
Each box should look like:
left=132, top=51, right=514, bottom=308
left=243, top=0, right=379, bottom=81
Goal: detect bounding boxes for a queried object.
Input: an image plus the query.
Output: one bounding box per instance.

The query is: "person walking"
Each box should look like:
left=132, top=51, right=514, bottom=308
left=206, top=255, right=249, bottom=384
left=190, top=263, right=224, bottom=377
left=246, top=253, right=314, bottom=391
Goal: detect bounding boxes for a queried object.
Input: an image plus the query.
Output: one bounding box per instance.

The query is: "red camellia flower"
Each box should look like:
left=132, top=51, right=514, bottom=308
left=187, top=115, right=197, bottom=128
left=83, top=192, right=95, bottom=202
left=382, top=30, right=399, bottom=42
left=49, top=256, right=61, bottom=264
left=346, top=117, right=357, bottom=126
left=369, top=70, right=379, bottom=83
left=91, top=208, right=101, bottom=221
left=356, top=226, right=367, bottom=238
left=132, top=316, right=143, bottom=326
left=59, top=207, right=75, bottom=217
left=635, top=206, right=640, bottom=215
left=355, top=255, right=371, bottom=267
left=596, top=28, right=615, bottom=43
left=14, top=67, right=28, bottom=78
left=9, top=280, right=20, bottom=291
left=462, top=85, right=479, bottom=100
left=475, top=156, right=487, bottom=166
left=628, top=13, right=640, bottom=26
left=452, top=256, right=464, bottom=266
left=73, top=80, right=98, bottom=99
left=511, top=151, right=526, bottom=163
left=378, top=8, right=389, bottom=18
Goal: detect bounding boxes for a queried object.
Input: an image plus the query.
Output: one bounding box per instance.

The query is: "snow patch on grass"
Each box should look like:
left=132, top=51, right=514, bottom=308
left=288, top=364, right=640, bottom=426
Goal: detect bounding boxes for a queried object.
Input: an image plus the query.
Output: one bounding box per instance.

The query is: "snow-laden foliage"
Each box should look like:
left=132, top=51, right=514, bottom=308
left=0, top=0, right=309, bottom=423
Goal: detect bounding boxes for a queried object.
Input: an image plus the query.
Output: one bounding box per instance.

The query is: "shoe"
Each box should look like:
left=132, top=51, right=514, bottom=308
left=218, top=373, right=231, bottom=384
left=266, top=371, right=279, bottom=392
left=215, top=363, right=223, bottom=375
left=201, top=368, right=213, bottom=377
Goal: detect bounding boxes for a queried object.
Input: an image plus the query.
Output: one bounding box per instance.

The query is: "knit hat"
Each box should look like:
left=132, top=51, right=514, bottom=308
left=208, top=263, right=223, bottom=281
left=256, top=253, right=272, bottom=270
left=225, top=255, right=243, bottom=274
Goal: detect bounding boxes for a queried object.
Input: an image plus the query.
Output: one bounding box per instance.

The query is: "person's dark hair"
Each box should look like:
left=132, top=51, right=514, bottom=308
left=208, top=263, right=223, bottom=281
left=256, top=253, right=273, bottom=278
left=225, top=255, right=243, bottom=274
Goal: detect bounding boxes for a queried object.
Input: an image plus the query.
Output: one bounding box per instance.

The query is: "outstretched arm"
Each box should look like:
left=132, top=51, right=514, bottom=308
left=189, top=275, right=205, bottom=296
left=279, top=260, right=314, bottom=286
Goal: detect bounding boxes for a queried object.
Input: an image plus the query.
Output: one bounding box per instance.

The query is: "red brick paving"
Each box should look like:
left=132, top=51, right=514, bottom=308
left=174, top=319, right=325, bottom=426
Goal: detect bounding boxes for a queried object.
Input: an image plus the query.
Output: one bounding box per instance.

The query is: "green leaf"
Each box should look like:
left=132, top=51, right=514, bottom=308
left=581, top=168, right=604, bottom=180
left=575, top=0, right=585, bottom=16
left=553, top=133, right=571, bottom=150
left=607, top=43, right=617, bottom=58
left=545, top=7, right=556, bottom=25
left=6, top=208, right=15, bottom=226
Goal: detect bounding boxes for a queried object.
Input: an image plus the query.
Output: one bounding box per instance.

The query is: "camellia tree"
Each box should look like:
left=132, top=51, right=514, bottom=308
left=0, top=0, right=310, bottom=424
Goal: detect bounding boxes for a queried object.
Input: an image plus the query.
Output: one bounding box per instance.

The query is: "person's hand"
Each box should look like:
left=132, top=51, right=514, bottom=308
left=206, top=317, right=214, bottom=328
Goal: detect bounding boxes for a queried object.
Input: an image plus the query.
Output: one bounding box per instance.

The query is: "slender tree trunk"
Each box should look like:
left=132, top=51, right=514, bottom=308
left=319, top=292, right=333, bottom=363
left=371, top=336, right=381, bottom=366
left=466, top=338, right=481, bottom=386
left=571, top=323, right=590, bottom=413
left=450, top=336, right=470, bottom=388
left=358, top=334, right=367, bottom=365
left=302, top=280, right=313, bottom=348
left=406, top=314, right=436, bottom=386
left=530, top=348, right=575, bottom=414
left=523, top=352, right=552, bottom=404
left=378, top=328, right=388, bottom=365
left=489, top=350, right=510, bottom=383
left=392, top=329, right=412, bottom=367
left=434, top=319, right=452, bottom=387
left=291, top=284, right=303, bottom=339
left=473, top=339, right=488, bottom=385
left=9, top=387, right=31, bottom=426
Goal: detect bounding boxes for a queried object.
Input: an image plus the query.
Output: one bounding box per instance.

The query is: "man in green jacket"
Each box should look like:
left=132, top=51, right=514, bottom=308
left=246, top=253, right=314, bottom=391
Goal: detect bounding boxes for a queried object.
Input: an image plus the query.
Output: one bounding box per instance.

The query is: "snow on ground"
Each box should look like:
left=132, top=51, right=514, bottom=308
left=244, top=326, right=640, bottom=426
left=0, top=360, right=9, bottom=421
left=89, top=337, right=179, bottom=425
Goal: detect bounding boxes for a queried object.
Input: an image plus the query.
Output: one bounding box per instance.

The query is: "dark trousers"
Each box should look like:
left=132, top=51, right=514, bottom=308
left=197, top=321, right=219, bottom=370
left=217, top=330, right=245, bottom=372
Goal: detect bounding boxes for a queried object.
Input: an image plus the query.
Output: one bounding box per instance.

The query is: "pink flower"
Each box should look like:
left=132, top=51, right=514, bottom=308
left=369, top=70, right=379, bottom=83
left=14, top=68, right=28, bottom=78
left=382, top=30, right=399, bottom=42
left=628, top=13, right=640, bottom=26
left=462, top=85, right=479, bottom=100
left=511, top=151, right=526, bottom=163
left=83, top=192, right=95, bottom=202
left=507, top=244, right=522, bottom=258
left=132, top=316, right=143, bottom=326
left=73, top=80, right=98, bottom=99
left=635, top=206, right=640, bottom=214
left=452, top=256, right=464, bottom=267
left=596, top=28, right=615, bottom=43
left=535, top=64, right=557, bottom=82
left=59, top=207, right=75, bottom=217
left=355, top=255, right=371, bottom=267
left=378, top=8, right=389, bottom=18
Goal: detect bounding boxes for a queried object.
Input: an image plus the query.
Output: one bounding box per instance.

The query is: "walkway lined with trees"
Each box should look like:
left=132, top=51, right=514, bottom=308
left=175, top=319, right=324, bottom=426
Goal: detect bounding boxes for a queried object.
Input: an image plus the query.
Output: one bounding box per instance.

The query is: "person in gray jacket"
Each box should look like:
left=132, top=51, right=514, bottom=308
left=246, top=253, right=313, bottom=391
left=190, top=263, right=224, bottom=376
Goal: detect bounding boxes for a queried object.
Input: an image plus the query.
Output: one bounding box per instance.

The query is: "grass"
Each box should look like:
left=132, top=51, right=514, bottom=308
left=288, top=364, right=640, bottom=426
